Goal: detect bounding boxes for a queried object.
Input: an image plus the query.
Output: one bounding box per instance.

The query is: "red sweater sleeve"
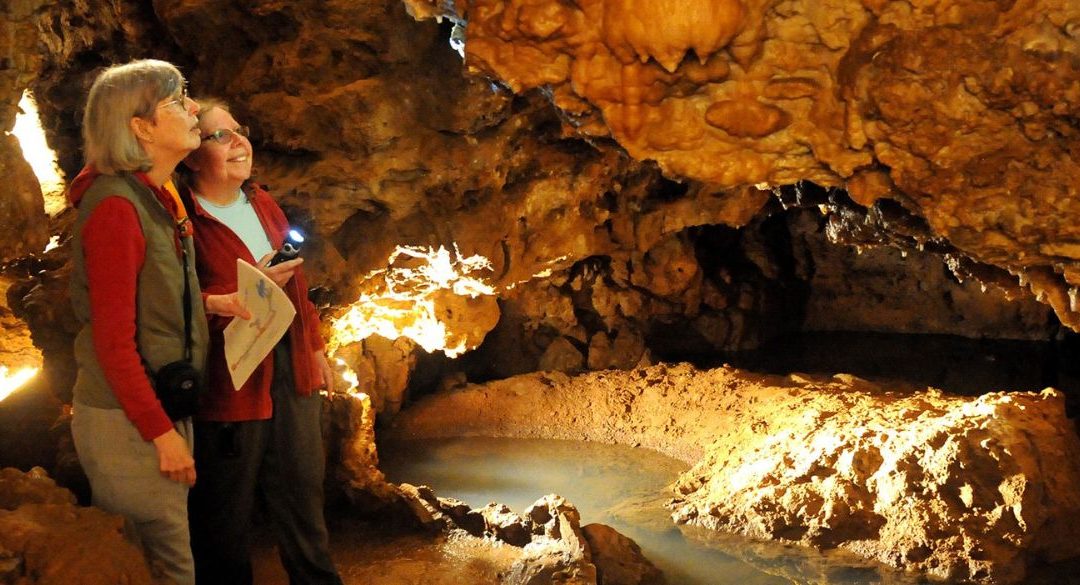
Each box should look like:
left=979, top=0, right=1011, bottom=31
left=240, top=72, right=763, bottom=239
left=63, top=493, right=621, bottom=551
left=82, top=198, right=174, bottom=441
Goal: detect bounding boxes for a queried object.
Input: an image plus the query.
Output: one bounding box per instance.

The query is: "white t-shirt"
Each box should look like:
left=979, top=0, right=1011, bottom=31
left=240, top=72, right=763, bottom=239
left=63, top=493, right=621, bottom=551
left=197, top=191, right=274, bottom=262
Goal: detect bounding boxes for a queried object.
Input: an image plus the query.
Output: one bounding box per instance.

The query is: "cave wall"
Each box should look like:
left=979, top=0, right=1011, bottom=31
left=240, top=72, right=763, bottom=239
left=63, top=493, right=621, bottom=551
left=0, top=0, right=1074, bottom=423
left=0, top=1, right=48, bottom=262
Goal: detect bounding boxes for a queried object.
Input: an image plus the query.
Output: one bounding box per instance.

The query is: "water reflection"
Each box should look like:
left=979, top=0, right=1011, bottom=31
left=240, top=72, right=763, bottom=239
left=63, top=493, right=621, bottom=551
left=380, top=437, right=928, bottom=585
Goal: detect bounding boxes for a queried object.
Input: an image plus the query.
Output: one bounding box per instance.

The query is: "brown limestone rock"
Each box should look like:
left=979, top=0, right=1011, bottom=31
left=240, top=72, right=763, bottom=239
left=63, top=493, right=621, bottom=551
left=403, top=0, right=871, bottom=187
left=704, top=99, right=791, bottom=138
left=537, top=336, right=584, bottom=373
left=0, top=467, right=72, bottom=510
left=0, top=468, right=155, bottom=585
left=401, top=0, right=1080, bottom=333
left=668, top=383, right=1080, bottom=584
left=384, top=483, right=661, bottom=584
left=0, top=0, right=49, bottom=263
left=581, top=523, right=665, bottom=585
left=388, top=364, right=1080, bottom=583
left=326, top=390, right=402, bottom=512
left=0, top=274, right=42, bottom=374
left=503, top=495, right=597, bottom=585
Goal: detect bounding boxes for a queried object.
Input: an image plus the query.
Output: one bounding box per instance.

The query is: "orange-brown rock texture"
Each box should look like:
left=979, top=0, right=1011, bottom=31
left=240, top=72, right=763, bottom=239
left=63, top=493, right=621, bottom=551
left=0, top=0, right=48, bottom=262
left=2, top=0, right=1074, bottom=408
left=0, top=467, right=156, bottom=584
left=1, top=1, right=1080, bottom=581
left=387, top=364, right=1080, bottom=584
left=402, top=0, right=1080, bottom=331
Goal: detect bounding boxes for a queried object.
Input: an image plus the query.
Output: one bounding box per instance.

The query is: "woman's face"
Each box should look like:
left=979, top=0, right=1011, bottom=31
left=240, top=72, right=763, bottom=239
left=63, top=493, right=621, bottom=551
left=146, top=84, right=201, bottom=155
left=186, top=107, right=253, bottom=187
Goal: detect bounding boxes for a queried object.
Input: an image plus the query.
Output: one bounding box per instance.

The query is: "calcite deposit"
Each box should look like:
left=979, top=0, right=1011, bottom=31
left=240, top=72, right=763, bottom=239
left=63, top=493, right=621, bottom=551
left=388, top=364, right=1080, bottom=583
left=402, top=0, right=1080, bottom=331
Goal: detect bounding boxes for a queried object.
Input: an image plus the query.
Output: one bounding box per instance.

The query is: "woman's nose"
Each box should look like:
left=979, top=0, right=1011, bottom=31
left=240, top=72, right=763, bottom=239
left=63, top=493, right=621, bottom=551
left=185, top=97, right=199, bottom=116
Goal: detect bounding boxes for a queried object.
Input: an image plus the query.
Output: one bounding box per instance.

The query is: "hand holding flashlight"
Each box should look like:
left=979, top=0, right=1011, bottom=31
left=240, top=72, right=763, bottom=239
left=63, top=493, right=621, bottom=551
left=258, top=229, right=304, bottom=288
left=268, top=229, right=305, bottom=267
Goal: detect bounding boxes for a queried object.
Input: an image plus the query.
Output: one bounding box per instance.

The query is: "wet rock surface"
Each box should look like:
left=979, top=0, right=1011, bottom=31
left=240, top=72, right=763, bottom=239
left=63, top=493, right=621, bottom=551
left=387, top=363, right=1080, bottom=583
left=390, top=485, right=661, bottom=585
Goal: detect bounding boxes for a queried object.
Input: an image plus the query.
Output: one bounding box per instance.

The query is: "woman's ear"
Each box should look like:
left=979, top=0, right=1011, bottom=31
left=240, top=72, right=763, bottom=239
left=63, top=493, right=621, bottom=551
left=130, top=116, right=154, bottom=144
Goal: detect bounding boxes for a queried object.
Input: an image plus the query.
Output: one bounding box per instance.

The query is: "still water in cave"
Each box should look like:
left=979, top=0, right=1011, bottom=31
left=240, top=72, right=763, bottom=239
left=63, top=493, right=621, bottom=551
left=379, top=437, right=924, bottom=584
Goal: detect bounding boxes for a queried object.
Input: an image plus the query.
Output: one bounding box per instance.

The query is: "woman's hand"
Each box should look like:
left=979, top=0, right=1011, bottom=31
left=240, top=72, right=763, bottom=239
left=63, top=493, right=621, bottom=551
left=152, top=428, right=196, bottom=486
left=256, top=252, right=303, bottom=289
left=314, top=350, right=335, bottom=393
left=205, top=292, right=251, bottom=319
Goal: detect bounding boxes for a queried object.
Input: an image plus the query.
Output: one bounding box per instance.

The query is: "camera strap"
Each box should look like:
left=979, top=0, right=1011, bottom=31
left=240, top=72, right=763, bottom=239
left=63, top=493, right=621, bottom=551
left=179, top=219, right=193, bottom=364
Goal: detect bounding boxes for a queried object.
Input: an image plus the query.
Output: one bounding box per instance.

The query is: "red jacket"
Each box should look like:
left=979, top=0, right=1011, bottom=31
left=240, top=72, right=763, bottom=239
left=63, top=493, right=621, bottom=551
left=181, top=183, right=326, bottom=422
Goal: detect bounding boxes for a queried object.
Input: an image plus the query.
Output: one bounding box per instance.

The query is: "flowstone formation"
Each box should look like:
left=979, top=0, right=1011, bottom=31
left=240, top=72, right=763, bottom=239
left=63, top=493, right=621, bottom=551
left=387, top=364, right=1080, bottom=583
left=402, top=0, right=1080, bottom=331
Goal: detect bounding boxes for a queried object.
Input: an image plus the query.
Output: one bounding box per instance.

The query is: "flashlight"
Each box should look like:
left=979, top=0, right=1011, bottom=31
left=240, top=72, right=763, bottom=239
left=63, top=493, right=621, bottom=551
left=268, top=229, right=304, bottom=267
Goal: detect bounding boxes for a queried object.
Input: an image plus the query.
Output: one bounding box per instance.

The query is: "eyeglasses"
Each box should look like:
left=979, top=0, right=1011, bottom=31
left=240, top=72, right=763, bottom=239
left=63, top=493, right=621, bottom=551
left=202, top=126, right=250, bottom=145
left=156, top=81, right=189, bottom=110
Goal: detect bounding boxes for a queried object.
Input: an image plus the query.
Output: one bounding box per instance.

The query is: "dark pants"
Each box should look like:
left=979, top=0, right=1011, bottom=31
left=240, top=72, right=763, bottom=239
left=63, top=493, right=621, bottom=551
left=190, top=341, right=341, bottom=585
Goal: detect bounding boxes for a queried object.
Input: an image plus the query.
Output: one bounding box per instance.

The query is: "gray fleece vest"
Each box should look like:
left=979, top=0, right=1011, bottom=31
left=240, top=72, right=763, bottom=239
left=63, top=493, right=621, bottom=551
left=70, top=173, right=209, bottom=410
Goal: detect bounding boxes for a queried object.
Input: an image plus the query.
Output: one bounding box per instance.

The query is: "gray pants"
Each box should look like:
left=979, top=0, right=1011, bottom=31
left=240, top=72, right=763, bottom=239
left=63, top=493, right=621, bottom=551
left=189, top=341, right=341, bottom=585
left=72, top=403, right=194, bottom=585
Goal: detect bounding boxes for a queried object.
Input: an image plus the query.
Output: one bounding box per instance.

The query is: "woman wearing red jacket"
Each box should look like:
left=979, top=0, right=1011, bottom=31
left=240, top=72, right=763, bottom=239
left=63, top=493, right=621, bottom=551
left=178, top=99, right=342, bottom=585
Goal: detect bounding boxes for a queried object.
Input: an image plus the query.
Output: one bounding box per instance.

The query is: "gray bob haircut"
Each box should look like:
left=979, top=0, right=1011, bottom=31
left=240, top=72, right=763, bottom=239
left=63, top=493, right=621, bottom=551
left=81, top=59, right=184, bottom=175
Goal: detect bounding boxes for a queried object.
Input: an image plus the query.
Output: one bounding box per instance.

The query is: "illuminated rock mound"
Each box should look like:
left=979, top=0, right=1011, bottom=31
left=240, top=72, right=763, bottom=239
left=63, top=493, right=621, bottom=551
left=668, top=380, right=1080, bottom=584
left=387, top=364, right=1080, bottom=583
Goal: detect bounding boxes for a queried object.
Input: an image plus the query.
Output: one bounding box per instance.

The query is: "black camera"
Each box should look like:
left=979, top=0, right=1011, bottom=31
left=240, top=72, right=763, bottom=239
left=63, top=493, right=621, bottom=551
left=267, top=229, right=304, bottom=267
left=153, top=361, right=203, bottom=421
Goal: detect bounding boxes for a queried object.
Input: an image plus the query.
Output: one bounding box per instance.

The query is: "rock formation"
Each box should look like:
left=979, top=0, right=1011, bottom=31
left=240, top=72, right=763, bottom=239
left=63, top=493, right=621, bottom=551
left=403, top=0, right=1080, bottom=332
left=395, top=485, right=665, bottom=585
left=0, top=467, right=156, bottom=584
left=0, top=1, right=48, bottom=263
left=2, top=0, right=1076, bottom=418
left=387, top=363, right=1080, bottom=583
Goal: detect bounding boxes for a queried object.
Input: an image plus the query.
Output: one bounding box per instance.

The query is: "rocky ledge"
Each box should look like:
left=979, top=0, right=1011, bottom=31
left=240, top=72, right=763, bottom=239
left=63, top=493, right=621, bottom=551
left=387, top=363, right=1080, bottom=583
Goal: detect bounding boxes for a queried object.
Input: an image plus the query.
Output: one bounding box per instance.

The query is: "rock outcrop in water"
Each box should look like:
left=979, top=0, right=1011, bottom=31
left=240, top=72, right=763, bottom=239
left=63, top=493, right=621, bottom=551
left=331, top=390, right=664, bottom=584
left=395, top=485, right=665, bottom=585
left=387, top=363, right=1080, bottom=583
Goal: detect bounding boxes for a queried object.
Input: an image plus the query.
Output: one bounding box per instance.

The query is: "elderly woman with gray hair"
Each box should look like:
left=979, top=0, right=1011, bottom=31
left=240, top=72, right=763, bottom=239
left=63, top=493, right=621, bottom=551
left=67, top=59, right=247, bottom=584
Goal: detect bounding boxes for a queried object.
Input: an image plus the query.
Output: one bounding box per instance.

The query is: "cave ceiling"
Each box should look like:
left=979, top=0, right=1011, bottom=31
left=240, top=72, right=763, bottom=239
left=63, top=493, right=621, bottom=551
left=400, top=0, right=1080, bottom=326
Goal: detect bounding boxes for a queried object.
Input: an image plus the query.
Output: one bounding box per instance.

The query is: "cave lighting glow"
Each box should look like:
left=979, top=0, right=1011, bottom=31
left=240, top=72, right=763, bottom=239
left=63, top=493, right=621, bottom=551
left=8, top=90, right=66, bottom=216
left=329, top=244, right=494, bottom=357
left=336, top=357, right=361, bottom=394
left=0, top=365, right=38, bottom=403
